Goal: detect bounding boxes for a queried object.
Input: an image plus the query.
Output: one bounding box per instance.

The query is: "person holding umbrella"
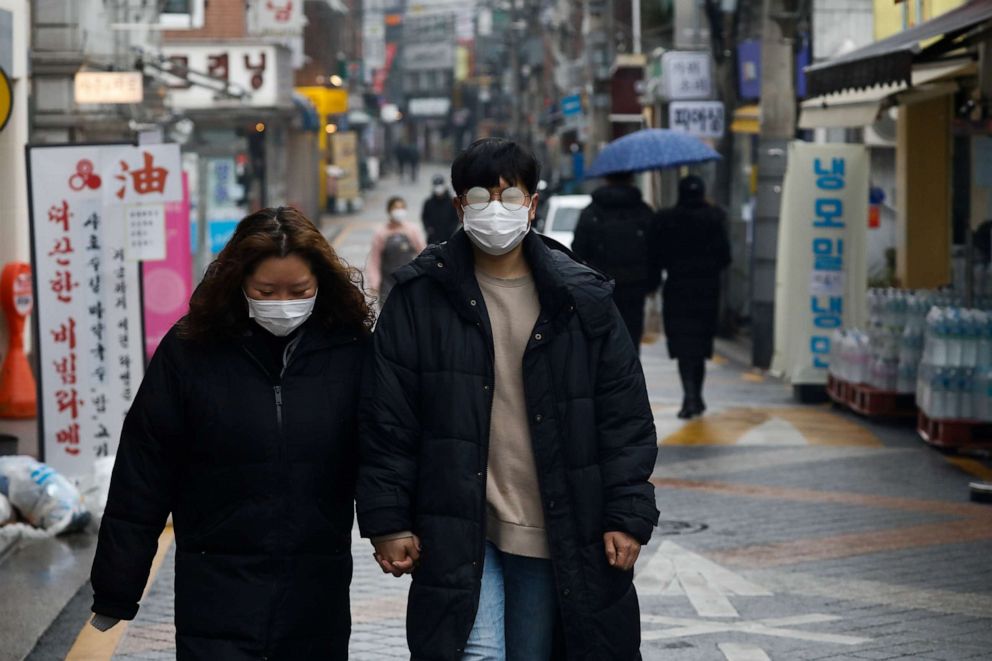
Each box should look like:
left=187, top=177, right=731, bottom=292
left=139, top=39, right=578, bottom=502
left=572, top=171, right=659, bottom=350
left=655, top=175, right=731, bottom=419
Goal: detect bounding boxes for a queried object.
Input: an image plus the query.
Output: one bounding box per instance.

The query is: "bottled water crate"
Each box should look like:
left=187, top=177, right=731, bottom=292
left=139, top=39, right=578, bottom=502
left=917, top=411, right=992, bottom=452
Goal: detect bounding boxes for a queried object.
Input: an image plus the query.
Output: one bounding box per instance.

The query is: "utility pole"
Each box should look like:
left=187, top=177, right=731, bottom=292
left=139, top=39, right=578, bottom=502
left=509, top=0, right=522, bottom=139
left=751, top=0, right=796, bottom=368
left=584, top=0, right=614, bottom=166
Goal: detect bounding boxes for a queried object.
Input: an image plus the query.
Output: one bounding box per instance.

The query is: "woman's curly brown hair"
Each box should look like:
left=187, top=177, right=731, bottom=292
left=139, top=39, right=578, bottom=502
left=179, top=207, right=373, bottom=341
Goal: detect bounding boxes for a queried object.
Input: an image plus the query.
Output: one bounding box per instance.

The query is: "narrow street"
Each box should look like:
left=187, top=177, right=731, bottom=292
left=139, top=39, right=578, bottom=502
left=11, top=172, right=988, bottom=661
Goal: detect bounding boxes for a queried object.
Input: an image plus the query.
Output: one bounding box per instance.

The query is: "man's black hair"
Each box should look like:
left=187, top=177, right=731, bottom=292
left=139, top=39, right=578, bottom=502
left=451, top=138, right=540, bottom=196
left=386, top=196, right=405, bottom=211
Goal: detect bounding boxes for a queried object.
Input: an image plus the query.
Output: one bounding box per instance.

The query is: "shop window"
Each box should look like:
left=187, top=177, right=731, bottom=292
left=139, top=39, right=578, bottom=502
left=159, top=0, right=205, bottom=29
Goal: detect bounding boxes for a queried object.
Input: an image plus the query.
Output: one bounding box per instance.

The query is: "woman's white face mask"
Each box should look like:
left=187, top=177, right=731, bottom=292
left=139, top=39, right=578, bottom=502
left=245, top=292, right=317, bottom=337
left=389, top=207, right=408, bottom=223
left=461, top=204, right=530, bottom=256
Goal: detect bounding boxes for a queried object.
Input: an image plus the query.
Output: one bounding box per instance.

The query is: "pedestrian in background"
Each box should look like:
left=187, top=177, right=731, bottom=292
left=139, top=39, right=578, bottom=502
left=421, top=174, right=460, bottom=244
left=407, top=142, right=421, bottom=183
left=655, top=175, right=731, bottom=419
left=358, top=138, right=659, bottom=660
left=366, top=196, right=426, bottom=307
left=89, top=207, right=372, bottom=659
left=572, top=171, right=659, bottom=351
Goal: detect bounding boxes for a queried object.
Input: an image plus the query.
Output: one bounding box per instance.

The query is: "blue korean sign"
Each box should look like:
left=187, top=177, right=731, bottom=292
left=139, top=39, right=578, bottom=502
left=561, top=94, right=582, bottom=117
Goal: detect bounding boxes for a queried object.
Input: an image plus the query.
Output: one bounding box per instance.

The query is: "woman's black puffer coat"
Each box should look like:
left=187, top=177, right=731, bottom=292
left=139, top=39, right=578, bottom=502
left=655, top=202, right=732, bottom=359
left=91, top=321, right=365, bottom=660
left=357, top=230, right=660, bottom=661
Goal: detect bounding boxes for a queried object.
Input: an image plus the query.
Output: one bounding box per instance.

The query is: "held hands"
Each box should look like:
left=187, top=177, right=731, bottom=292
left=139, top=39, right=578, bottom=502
left=373, top=535, right=421, bottom=577
left=603, top=531, right=641, bottom=572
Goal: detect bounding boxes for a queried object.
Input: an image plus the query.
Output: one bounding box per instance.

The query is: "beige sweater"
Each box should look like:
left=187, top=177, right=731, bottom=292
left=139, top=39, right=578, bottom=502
left=476, top=269, right=549, bottom=559
left=372, top=269, right=549, bottom=559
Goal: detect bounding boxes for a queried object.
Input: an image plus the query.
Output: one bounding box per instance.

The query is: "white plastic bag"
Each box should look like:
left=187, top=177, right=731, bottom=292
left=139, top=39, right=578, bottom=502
left=0, top=492, right=12, bottom=525
left=0, top=456, right=90, bottom=534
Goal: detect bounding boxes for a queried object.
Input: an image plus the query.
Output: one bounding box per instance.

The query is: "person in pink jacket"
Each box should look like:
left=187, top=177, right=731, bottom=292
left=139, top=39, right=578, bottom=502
left=366, top=196, right=427, bottom=306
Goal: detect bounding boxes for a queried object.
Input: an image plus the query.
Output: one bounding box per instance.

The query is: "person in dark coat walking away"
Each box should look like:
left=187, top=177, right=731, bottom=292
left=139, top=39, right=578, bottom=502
left=358, top=138, right=659, bottom=661
left=655, top=175, right=731, bottom=419
left=571, top=171, right=659, bottom=352
left=421, top=174, right=460, bottom=244
left=89, top=207, right=373, bottom=660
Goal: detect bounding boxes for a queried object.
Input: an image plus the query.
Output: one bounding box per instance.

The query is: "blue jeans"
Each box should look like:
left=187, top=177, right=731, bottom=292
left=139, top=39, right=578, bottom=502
left=462, top=542, right=558, bottom=661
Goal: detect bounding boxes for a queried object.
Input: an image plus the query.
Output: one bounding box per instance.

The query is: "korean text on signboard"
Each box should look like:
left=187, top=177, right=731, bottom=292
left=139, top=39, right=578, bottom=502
left=661, top=51, right=713, bottom=101
left=772, top=142, right=868, bottom=386
left=669, top=101, right=725, bottom=139
left=27, top=143, right=182, bottom=477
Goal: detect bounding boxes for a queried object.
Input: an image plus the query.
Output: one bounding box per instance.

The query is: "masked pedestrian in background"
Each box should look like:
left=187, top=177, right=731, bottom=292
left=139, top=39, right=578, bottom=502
left=421, top=174, right=460, bottom=244
left=89, top=208, right=372, bottom=659
left=358, top=138, right=659, bottom=660
left=655, top=176, right=731, bottom=419
left=367, top=196, right=427, bottom=307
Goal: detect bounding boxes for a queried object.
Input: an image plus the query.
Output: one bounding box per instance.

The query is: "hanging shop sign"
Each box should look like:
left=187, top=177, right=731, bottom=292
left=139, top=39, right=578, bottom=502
left=669, top=101, right=725, bottom=138
left=409, top=97, right=451, bottom=117
left=161, top=43, right=292, bottom=109
left=74, top=71, right=144, bottom=105
left=660, top=51, right=713, bottom=101
left=0, top=65, right=11, bottom=133
left=772, top=142, right=869, bottom=387
left=247, top=0, right=305, bottom=38
left=26, top=143, right=182, bottom=477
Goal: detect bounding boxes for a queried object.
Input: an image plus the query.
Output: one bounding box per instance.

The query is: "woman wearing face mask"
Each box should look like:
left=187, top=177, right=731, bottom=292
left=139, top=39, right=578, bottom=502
left=366, top=196, right=427, bottom=307
left=89, top=207, right=372, bottom=660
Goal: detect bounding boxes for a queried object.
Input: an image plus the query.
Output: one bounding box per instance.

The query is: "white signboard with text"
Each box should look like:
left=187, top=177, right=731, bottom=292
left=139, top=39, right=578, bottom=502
left=772, top=142, right=869, bottom=386
left=661, top=51, right=714, bottom=101
left=669, top=101, right=725, bottom=138
left=161, top=44, right=292, bottom=109
left=74, top=72, right=144, bottom=105
left=247, top=0, right=305, bottom=37
left=28, top=143, right=182, bottom=477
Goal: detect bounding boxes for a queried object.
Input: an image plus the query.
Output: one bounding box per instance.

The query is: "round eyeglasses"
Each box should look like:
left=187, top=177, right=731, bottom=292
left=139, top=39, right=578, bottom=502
left=460, top=186, right=531, bottom=212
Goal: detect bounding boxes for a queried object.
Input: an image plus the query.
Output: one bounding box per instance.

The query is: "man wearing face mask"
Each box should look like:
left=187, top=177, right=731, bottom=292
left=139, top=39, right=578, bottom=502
left=421, top=174, right=460, bottom=244
left=358, top=138, right=659, bottom=660
left=366, top=196, right=427, bottom=307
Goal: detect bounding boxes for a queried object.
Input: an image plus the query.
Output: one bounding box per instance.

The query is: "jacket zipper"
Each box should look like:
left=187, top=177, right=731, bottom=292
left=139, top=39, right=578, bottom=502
left=273, top=385, right=283, bottom=430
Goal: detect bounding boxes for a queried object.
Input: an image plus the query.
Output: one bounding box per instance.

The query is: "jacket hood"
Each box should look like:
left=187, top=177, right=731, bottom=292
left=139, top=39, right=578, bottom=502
left=591, top=184, right=644, bottom=209
left=394, top=230, right=616, bottom=337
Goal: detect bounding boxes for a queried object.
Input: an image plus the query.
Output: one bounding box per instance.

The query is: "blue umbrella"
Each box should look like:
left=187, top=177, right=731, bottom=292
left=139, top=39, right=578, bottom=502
left=587, top=128, right=721, bottom=178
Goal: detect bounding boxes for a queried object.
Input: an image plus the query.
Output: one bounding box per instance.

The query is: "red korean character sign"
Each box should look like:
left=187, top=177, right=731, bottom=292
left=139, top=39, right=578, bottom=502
left=26, top=143, right=182, bottom=477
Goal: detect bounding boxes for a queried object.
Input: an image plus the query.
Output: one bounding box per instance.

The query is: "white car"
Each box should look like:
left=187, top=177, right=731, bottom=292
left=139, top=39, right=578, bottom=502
left=539, top=194, right=592, bottom=249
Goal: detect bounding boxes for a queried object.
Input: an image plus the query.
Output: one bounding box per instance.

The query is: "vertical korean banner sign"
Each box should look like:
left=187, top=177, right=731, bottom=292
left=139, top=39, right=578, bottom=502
left=772, top=142, right=868, bottom=386
left=143, top=173, right=192, bottom=360
left=27, top=143, right=183, bottom=478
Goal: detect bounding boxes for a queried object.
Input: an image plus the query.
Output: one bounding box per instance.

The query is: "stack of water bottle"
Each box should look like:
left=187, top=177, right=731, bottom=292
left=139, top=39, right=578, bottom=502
left=828, top=289, right=959, bottom=393
left=917, top=306, right=992, bottom=421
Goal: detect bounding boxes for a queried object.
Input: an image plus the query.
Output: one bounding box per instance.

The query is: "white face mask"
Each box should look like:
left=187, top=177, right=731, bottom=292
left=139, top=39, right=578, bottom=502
left=462, top=203, right=531, bottom=256
left=390, top=208, right=408, bottom=223
left=434, top=185, right=447, bottom=196
left=245, top=291, right=317, bottom=337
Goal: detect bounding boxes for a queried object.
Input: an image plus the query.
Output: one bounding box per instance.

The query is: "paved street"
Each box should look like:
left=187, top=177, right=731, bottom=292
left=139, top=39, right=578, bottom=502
left=11, top=172, right=992, bottom=661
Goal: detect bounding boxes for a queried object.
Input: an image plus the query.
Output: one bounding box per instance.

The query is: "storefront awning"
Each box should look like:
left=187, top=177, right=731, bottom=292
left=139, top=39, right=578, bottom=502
left=799, top=60, right=975, bottom=129
left=806, top=0, right=992, bottom=97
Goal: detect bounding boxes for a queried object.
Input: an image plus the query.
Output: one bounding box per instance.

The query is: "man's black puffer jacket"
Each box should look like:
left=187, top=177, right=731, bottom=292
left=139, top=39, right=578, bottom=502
left=357, top=230, right=660, bottom=661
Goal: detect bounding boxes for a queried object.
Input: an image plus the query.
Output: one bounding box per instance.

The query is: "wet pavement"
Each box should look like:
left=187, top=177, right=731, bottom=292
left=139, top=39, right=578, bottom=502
left=8, top=171, right=992, bottom=661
